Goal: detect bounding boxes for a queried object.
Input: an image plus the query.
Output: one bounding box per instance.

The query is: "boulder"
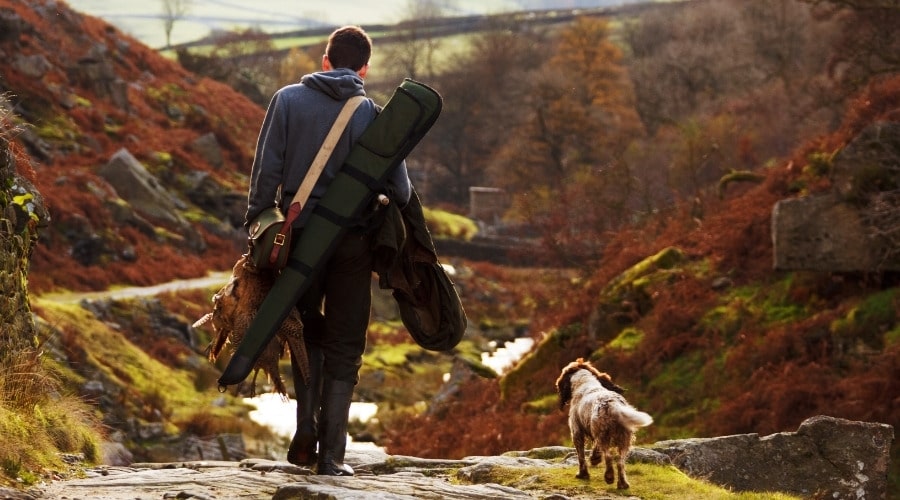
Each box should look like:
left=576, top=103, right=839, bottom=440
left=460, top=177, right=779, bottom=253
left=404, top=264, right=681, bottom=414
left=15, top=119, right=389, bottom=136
left=771, top=193, right=883, bottom=271
left=70, top=43, right=129, bottom=111
left=772, top=122, right=900, bottom=272
left=27, top=416, right=894, bottom=499
left=190, top=132, right=224, bottom=169
left=98, top=148, right=205, bottom=252
left=653, top=415, right=894, bottom=499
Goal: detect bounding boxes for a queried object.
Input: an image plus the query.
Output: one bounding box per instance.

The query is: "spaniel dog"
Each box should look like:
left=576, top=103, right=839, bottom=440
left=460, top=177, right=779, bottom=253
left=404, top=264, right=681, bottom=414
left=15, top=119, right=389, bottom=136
left=556, top=358, right=652, bottom=489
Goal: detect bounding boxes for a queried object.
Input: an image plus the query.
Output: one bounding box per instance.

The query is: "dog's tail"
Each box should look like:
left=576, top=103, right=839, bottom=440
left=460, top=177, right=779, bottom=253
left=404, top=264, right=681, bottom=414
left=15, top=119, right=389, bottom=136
left=616, top=406, right=653, bottom=431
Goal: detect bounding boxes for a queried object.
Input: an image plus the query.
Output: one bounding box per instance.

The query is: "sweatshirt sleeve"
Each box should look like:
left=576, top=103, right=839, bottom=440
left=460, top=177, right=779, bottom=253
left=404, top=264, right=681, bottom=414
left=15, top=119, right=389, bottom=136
left=386, top=159, right=412, bottom=208
left=245, top=92, right=288, bottom=229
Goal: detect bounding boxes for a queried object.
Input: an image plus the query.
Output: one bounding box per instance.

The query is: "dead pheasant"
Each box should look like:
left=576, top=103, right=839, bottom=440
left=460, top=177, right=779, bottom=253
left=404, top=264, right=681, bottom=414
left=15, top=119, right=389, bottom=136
left=193, top=255, right=308, bottom=396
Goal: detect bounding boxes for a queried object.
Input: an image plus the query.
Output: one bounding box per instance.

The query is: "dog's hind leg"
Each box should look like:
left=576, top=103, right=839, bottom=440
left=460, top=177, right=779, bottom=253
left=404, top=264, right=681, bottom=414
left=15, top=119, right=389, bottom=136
left=590, top=444, right=602, bottom=467
left=615, top=451, right=630, bottom=489
left=603, top=450, right=616, bottom=485
left=573, top=429, right=590, bottom=479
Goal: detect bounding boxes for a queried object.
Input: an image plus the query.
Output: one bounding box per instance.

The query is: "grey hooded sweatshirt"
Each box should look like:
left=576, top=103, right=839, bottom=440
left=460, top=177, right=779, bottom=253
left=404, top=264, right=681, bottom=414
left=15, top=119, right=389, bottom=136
left=245, top=68, right=411, bottom=229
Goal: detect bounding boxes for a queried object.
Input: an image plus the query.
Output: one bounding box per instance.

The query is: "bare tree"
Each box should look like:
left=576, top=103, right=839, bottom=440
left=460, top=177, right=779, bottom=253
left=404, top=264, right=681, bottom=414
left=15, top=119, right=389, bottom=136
left=416, top=22, right=545, bottom=206
left=379, top=0, right=451, bottom=81
left=161, top=0, right=192, bottom=48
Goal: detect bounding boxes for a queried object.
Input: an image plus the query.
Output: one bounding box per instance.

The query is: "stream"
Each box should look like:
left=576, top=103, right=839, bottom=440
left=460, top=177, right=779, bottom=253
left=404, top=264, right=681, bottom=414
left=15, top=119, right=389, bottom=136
left=40, top=271, right=536, bottom=443
left=245, top=337, right=535, bottom=440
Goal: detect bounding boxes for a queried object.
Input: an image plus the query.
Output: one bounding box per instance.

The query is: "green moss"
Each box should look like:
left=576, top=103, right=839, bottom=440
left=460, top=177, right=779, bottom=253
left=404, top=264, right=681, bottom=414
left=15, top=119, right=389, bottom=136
left=32, top=299, right=235, bottom=425
left=500, top=325, right=578, bottom=400
left=522, top=393, right=558, bottom=414
left=703, top=278, right=809, bottom=344
left=830, top=289, right=897, bottom=347
left=34, top=114, right=80, bottom=142
left=804, top=151, right=834, bottom=177
left=73, top=95, right=92, bottom=108
left=422, top=206, right=479, bottom=241
left=886, top=325, right=900, bottom=346
left=700, top=304, right=745, bottom=340
left=457, top=463, right=801, bottom=499
left=608, top=327, right=644, bottom=351
left=363, top=342, right=422, bottom=368
left=646, top=352, right=708, bottom=436
left=717, top=170, right=765, bottom=198
left=600, top=247, right=686, bottom=305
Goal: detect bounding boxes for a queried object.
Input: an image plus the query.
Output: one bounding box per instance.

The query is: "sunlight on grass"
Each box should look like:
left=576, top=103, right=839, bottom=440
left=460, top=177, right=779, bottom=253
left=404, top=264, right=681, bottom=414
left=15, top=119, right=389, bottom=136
left=0, top=350, right=102, bottom=487
left=471, top=463, right=802, bottom=500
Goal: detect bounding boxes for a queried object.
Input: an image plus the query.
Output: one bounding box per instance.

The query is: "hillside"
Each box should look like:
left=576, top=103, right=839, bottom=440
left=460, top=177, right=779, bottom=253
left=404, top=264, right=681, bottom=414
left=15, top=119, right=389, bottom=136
left=0, top=0, right=898, bottom=496
left=1, top=0, right=261, bottom=293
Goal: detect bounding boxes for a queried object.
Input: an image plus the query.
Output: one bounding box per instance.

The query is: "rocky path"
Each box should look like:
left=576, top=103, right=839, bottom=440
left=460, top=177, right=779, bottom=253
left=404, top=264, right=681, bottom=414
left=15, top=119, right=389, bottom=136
left=24, top=447, right=616, bottom=500
left=7, top=415, right=892, bottom=499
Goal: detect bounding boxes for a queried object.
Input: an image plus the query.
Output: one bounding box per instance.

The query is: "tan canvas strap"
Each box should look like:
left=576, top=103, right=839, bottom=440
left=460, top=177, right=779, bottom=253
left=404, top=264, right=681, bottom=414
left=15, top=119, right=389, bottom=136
left=268, top=95, right=365, bottom=266
left=288, top=95, right=366, bottom=210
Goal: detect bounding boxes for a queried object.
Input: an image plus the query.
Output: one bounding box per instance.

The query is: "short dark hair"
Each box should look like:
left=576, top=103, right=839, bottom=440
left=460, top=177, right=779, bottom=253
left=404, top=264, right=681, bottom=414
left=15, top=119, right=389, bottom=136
left=326, top=26, right=372, bottom=72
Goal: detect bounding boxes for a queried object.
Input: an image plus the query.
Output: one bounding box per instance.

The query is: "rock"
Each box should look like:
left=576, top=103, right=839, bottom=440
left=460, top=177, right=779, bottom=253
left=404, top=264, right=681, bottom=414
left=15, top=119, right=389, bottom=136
left=98, top=148, right=206, bottom=252
left=100, top=442, right=134, bottom=467
left=98, top=148, right=186, bottom=226
left=70, top=43, right=129, bottom=111
left=190, top=133, right=224, bottom=169
left=771, top=193, right=891, bottom=271
left=273, top=473, right=534, bottom=500
left=653, top=415, right=893, bottom=499
left=772, top=122, right=900, bottom=272
left=26, top=416, right=893, bottom=499
left=0, top=486, right=37, bottom=500
left=0, top=9, right=28, bottom=43
left=13, top=54, right=52, bottom=78
left=831, top=122, right=900, bottom=201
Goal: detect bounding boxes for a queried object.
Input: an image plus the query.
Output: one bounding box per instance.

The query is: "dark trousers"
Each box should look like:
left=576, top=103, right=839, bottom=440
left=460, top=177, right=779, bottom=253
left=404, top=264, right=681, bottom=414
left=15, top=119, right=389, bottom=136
left=295, top=231, right=372, bottom=384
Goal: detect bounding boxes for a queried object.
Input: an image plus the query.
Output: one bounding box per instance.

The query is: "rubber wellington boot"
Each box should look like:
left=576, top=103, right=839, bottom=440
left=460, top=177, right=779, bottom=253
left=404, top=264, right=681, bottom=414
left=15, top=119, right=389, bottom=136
left=316, top=377, right=355, bottom=476
left=286, top=344, right=322, bottom=467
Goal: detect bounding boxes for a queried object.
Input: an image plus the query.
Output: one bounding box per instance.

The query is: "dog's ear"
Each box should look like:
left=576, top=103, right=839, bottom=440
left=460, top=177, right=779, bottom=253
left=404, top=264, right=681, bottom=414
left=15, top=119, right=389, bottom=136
left=555, top=367, right=574, bottom=411
left=596, top=372, right=626, bottom=394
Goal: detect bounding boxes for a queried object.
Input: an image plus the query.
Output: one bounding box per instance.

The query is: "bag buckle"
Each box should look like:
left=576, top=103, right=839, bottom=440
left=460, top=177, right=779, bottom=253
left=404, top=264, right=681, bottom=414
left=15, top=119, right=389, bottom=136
left=273, top=233, right=287, bottom=246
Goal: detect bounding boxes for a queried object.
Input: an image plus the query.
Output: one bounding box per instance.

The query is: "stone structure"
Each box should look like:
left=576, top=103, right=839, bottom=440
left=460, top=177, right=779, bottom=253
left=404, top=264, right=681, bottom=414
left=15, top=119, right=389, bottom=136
left=0, top=133, right=48, bottom=351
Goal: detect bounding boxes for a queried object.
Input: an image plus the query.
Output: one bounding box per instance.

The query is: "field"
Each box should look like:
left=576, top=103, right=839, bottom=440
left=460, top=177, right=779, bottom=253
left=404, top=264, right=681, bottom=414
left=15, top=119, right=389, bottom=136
left=64, top=0, right=647, bottom=48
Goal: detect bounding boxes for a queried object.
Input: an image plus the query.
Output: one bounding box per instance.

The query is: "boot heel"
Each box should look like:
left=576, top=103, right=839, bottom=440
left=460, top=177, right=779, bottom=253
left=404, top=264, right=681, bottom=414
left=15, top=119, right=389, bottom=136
left=317, top=378, right=356, bottom=476
left=288, top=344, right=322, bottom=467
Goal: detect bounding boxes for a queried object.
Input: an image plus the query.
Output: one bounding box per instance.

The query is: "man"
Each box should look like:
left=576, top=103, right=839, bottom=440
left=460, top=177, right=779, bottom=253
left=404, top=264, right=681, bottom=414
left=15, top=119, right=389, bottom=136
left=245, top=25, right=411, bottom=476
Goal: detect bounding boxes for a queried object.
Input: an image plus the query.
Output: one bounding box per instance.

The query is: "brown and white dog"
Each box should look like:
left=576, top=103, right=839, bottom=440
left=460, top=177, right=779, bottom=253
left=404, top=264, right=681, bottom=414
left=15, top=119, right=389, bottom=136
left=555, top=358, right=653, bottom=489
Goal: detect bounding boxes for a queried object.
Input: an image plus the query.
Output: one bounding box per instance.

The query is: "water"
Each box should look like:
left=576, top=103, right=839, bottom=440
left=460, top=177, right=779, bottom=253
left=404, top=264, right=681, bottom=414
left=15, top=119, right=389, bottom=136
left=245, top=337, right=533, bottom=438
left=245, top=394, right=378, bottom=439
left=481, top=337, right=534, bottom=375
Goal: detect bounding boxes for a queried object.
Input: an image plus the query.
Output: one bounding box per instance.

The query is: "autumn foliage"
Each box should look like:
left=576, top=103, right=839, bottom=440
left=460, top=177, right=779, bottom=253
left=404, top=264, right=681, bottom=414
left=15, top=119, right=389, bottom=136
left=1, top=1, right=898, bottom=488
left=384, top=71, right=900, bottom=459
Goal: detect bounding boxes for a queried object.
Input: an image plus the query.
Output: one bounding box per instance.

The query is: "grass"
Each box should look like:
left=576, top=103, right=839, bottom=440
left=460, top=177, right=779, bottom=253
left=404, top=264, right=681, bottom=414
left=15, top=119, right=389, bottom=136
left=0, top=349, right=102, bottom=487
left=466, top=462, right=803, bottom=500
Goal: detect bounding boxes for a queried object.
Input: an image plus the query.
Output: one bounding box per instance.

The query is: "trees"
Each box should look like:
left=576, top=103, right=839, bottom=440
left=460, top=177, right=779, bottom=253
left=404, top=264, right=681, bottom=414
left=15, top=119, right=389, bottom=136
left=489, top=16, right=643, bottom=264
left=160, top=0, right=192, bottom=49
left=379, top=0, right=451, bottom=81
left=799, top=0, right=900, bottom=96
left=418, top=23, right=546, bottom=206
left=621, top=0, right=841, bottom=203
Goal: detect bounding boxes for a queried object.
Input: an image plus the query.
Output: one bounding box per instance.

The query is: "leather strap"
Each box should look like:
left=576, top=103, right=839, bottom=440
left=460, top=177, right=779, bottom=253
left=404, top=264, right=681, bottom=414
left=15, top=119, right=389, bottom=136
left=269, top=95, right=365, bottom=266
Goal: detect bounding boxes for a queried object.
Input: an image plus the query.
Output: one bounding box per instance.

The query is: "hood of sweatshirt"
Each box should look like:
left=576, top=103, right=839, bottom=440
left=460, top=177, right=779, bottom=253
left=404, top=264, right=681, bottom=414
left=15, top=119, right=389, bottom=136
left=300, top=68, right=366, bottom=100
